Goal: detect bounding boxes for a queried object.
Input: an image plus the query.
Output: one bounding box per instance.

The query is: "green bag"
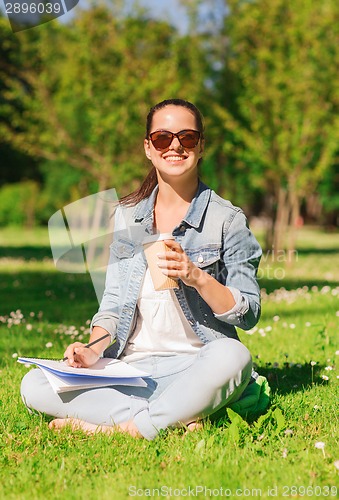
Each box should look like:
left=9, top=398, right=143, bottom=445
left=229, top=375, right=271, bottom=419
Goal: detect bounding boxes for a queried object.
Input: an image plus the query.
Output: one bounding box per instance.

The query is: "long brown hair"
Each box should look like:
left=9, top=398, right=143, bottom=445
left=120, top=99, right=204, bottom=206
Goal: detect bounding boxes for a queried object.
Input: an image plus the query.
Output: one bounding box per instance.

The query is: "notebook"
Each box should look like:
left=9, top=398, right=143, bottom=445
left=18, top=357, right=150, bottom=393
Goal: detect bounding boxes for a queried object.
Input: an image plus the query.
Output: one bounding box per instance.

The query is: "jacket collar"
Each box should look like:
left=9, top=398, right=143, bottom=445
left=133, top=180, right=211, bottom=230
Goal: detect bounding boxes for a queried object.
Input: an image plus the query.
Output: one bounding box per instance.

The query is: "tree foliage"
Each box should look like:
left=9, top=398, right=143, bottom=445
left=0, top=2, right=338, bottom=243
left=210, top=0, right=339, bottom=250
left=0, top=6, right=207, bottom=207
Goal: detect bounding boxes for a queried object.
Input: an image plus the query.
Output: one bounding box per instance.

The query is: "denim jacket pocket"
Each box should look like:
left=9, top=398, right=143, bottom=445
left=110, top=239, right=135, bottom=259
left=110, top=239, right=136, bottom=282
left=185, top=245, right=220, bottom=278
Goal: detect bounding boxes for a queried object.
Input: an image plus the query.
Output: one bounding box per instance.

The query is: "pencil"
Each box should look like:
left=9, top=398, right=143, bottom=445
left=62, top=333, right=111, bottom=361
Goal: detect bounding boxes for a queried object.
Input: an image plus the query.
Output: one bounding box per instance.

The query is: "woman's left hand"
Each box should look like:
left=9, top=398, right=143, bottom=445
left=156, top=239, right=202, bottom=288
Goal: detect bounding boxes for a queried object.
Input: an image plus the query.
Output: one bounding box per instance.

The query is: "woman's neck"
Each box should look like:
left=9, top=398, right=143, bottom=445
left=153, top=177, right=199, bottom=233
left=156, top=176, right=199, bottom=206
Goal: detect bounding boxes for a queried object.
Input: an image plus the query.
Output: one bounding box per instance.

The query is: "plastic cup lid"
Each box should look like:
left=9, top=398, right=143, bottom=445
left=142, top=233, right=174, bottom=245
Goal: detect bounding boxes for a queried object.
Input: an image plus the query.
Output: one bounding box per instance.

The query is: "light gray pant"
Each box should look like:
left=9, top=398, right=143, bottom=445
left=21, top=338, right=252, bottom=440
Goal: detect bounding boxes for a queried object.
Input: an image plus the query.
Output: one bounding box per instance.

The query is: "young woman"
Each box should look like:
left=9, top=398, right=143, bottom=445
left=21, top=99, right=262, bottom=440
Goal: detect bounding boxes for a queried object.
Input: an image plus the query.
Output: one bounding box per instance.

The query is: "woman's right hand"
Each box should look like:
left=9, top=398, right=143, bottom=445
left=63, top=342, right=100, bottom=368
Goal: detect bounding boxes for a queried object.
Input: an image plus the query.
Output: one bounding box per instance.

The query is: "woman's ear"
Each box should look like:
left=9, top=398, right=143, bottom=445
left=199, top=139, right=205, bottom=158
left=144, top=139, right=151, bottom=160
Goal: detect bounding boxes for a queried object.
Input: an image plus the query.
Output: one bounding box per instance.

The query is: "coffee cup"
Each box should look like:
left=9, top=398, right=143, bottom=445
left=142, top=233, right=179, bottom=290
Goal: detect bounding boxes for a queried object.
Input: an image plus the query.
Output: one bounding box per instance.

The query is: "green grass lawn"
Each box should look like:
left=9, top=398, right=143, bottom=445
left=0, top=226, right=338, bottom=499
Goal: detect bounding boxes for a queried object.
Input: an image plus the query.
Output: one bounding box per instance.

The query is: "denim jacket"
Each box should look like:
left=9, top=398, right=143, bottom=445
left=91, top=181, right=262, bottom=359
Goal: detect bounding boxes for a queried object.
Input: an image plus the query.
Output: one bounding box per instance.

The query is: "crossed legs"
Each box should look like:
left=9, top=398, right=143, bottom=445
left=21, top=338, right=252, bottom=440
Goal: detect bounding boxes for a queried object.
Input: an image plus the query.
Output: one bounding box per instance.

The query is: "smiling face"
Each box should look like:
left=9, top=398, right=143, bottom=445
left=144, top=105, right=204, bottom=184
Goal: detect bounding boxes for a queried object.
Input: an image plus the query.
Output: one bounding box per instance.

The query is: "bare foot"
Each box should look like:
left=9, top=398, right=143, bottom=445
left=116, top=420, right=142, bottom=438
left=182, top=421, right=203, bottom=437
left=49, top=418, right=99, bottom=434
left=49, top=418, right=142, bottom=438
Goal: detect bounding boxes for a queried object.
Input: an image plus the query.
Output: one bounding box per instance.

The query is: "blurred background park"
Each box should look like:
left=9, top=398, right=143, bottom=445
left=0, top=0, right=338, bottom=256
left=0, top=3, right=338, bottom=495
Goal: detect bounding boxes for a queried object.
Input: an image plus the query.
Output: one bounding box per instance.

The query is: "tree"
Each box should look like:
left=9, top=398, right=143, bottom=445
left=210, top=0, right=339, bottom=252
left=0, top=5, right=207, bottom=204
left=0, top=16, right=41, bottom=186
left=318, top=158, right=339, bottom=227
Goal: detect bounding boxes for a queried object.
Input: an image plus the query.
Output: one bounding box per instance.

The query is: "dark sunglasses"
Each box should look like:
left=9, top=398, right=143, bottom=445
left=149, top=129, right=201, bottom=150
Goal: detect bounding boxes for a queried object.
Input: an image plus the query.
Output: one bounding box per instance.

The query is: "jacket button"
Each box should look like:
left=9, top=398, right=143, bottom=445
left=180, top=225, right=185, bottom=232
left=198, top=255, right=204, bottom=263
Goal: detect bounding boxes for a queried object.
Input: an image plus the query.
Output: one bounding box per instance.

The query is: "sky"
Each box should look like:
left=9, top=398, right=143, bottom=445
left=62, top=0, right=190, bottom=31
left=131, top=0, right=189, bottom=31
left=0, top=0, right=190, bottom=33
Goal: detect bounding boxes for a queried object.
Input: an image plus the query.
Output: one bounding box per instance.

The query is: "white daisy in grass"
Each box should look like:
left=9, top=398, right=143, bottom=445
left=315, top=441, right=326, bottom=458
left=315, top=441, right=325, bottom=449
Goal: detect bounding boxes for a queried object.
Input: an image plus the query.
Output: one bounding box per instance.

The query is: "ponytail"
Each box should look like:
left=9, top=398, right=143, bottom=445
left=119, top=166, right=157, bottom=206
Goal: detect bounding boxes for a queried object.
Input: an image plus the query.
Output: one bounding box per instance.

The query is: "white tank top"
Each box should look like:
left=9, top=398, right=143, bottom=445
left=120, top=268, right=204, bottom=362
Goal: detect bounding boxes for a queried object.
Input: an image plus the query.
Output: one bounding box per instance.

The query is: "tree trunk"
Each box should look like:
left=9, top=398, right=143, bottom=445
left=265, top=183, right=300, bottom=262
left=85, top=177, right=109, bottom=268
left=287, top=189, right=301, bottom=263
left=263, top=193, right=275, bottom=251
left=272, top=186, right=289, bottom=255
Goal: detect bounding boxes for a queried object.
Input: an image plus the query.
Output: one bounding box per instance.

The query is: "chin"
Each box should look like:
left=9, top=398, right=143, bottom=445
left=158, top=167, right=197, bottom=181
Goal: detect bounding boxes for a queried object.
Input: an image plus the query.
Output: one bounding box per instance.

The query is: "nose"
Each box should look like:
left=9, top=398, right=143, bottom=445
left=169, top=135, right=183, bottom=150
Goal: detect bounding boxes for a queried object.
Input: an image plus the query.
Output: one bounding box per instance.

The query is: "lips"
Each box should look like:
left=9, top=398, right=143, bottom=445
left=164, top=155, right=187, bottom=162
